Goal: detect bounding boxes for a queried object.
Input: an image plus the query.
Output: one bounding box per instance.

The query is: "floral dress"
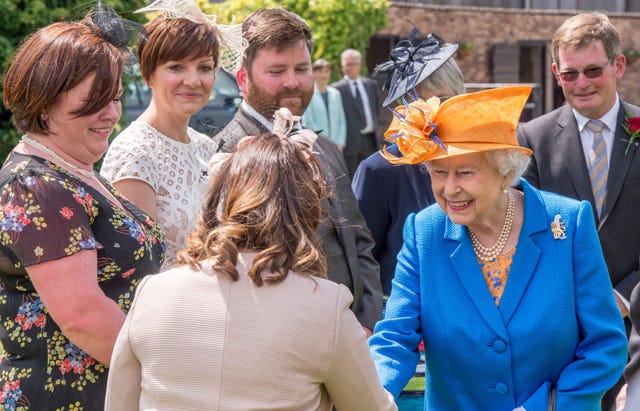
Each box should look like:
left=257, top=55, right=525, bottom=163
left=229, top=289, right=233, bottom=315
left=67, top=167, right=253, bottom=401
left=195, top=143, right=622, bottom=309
left=0, top=151, right=165, bottom=410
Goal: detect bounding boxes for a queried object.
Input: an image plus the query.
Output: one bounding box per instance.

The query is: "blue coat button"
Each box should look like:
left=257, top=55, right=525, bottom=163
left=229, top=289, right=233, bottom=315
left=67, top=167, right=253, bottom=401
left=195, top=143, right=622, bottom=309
left=495, top=383, right=508, bottom=394
left=493, top=340, right=507, bottom=352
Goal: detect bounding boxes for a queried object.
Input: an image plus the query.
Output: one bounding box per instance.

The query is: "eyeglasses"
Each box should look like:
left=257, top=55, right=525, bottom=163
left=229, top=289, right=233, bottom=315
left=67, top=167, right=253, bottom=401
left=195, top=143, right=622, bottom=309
left=558, top=61, right=611, bottom=82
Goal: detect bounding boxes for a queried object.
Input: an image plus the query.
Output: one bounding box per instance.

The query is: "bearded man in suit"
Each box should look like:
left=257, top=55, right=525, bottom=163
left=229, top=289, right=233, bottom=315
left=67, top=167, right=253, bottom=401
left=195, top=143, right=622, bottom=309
left=214, top=8, right=383, bottom=335
left=517, top=13, right=640, bottom=410
left=332, top=49, right=381, bottom=177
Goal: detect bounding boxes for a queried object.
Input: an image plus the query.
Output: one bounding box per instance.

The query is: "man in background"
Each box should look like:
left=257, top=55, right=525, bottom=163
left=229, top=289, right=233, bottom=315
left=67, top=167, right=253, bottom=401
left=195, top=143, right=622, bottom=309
left=332, top=48, right=381, bottom=177
left=517, top=13, right=640, bottom=410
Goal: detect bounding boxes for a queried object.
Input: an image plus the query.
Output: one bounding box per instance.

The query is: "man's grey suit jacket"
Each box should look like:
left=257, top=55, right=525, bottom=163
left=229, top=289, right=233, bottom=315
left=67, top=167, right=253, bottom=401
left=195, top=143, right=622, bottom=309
left=517, top=101, right=640, bottom=301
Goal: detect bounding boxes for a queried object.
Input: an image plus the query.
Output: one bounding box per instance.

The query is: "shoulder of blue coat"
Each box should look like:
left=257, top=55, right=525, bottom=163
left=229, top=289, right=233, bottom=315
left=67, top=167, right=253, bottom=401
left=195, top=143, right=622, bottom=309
left=413, top=202, right=447, bottom=225
left=534, top=187, right=587, bottom=217
left=519, top=178, right=591, bottom=236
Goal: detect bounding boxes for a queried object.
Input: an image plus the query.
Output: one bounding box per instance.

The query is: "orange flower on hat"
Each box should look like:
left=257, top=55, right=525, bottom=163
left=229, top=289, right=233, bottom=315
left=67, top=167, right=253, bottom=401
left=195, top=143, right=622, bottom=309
left=381, top=86, right=532, bottom=164
left=382, top=96, right=444, bottom=164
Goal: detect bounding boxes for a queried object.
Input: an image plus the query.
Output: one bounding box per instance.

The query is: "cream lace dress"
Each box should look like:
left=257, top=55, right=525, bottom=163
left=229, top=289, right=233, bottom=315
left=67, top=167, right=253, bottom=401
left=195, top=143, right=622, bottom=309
left=101, top=121, right=216, bottom=269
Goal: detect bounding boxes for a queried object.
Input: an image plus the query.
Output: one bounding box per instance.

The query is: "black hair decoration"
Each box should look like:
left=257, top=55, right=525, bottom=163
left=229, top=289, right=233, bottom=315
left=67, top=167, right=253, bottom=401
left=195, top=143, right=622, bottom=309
left=86, top=0, right=145, bottom=72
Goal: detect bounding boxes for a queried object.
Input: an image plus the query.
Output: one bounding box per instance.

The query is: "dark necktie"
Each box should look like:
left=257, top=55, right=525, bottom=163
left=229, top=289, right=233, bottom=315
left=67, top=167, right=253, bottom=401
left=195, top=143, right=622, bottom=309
left=352, top=81, right=366, bottom=128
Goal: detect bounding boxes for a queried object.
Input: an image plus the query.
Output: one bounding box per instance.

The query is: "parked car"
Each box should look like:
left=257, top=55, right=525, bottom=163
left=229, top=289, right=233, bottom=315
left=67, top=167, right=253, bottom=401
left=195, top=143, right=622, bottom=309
left=122, top=68, right=242, bottom=137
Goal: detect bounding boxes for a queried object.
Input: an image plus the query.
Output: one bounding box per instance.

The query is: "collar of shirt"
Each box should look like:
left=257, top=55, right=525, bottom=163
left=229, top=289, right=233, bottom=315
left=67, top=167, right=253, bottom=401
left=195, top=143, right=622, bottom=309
left=573, top=95, right=620, bottom=133
left=240, top=101, right=303, bottom=132
left=573, top=95, right=620, bottom=166
left=345, top=76, right=360, bottom=90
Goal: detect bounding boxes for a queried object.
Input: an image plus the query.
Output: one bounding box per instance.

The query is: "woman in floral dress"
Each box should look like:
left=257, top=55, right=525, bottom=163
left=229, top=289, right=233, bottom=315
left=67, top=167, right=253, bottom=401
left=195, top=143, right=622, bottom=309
left=0, top=5, right=165, bottom=410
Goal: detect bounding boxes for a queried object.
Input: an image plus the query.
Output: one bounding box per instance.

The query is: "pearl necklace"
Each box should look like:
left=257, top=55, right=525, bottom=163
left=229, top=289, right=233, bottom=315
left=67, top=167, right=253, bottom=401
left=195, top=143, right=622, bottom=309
left=468, top=189, right=515, bottom=262
left=21, top=135, right=96, bottom=179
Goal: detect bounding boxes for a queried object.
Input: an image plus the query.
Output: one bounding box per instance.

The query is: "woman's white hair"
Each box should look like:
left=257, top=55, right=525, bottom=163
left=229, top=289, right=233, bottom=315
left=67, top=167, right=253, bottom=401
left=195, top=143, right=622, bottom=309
left=485, top=149, right=531, bottom=185
left=423, top=148, right=531, bottom=186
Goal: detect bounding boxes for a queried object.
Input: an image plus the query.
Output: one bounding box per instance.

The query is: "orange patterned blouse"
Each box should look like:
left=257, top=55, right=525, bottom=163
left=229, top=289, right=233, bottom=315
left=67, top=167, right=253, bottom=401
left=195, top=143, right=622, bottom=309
left=479, top=247, right=516, bottom=306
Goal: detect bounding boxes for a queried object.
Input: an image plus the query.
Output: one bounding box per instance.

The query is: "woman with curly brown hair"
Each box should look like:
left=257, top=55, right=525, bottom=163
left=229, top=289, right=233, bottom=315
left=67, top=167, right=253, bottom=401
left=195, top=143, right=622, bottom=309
left=105, top=110, right=397, bottom=411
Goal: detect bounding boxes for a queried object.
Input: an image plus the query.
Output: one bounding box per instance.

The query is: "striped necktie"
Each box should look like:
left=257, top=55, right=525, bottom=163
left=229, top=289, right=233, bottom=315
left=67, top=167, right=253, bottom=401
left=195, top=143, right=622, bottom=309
left=586, top=120, right=608, bottom=217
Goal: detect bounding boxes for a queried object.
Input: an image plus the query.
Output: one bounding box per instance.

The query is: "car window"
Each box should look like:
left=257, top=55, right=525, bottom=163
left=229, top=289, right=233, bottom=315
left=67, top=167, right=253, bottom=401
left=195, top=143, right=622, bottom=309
left=213, top=70, right=240, bottom=97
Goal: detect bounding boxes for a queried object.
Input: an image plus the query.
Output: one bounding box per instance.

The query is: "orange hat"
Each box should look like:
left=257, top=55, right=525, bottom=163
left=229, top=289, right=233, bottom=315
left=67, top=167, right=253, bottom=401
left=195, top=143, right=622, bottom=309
left=382, top=85, right=533, bottom=164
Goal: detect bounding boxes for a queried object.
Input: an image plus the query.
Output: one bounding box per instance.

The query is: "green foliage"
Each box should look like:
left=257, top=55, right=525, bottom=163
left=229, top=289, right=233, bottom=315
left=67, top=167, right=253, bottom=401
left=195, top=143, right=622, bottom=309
left=0, top=0, right=388, bottom=164
left=205, top=0, right=388, bottom=81
left=0, top=0, right=149, bottom=164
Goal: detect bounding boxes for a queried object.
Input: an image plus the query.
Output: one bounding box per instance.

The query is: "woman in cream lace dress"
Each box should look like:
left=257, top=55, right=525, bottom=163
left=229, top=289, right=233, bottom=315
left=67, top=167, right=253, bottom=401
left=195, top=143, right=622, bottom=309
left=101, top=1, right=244, bottom=268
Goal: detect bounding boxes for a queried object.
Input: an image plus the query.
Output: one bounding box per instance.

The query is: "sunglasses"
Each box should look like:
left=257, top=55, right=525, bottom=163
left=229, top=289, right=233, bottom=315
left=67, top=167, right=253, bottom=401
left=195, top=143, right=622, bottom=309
left=558, top=60, right=611, bottom=82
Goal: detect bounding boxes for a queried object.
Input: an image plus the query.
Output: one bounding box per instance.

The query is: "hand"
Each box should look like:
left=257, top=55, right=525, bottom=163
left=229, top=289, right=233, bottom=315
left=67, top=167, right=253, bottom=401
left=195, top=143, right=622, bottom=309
left=615, top=294, right=630, bottom=318
left=616, top=383, right=627, bottom=411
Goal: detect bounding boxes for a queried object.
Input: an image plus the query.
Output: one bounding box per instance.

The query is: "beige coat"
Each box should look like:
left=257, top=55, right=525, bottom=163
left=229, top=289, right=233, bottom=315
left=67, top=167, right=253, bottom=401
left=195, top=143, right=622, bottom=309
left=105, top=252, right=396, bottom=411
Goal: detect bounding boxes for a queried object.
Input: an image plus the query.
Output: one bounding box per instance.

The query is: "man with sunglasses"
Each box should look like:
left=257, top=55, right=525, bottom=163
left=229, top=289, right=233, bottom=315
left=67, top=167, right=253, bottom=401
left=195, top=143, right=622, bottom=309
left=517, top=12, right=640, bottom=411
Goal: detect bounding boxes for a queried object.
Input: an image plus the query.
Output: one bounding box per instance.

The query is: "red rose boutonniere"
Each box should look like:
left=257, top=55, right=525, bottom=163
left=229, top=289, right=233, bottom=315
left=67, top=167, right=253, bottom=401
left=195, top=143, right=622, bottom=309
left=622, top=112, right=640, bottom=155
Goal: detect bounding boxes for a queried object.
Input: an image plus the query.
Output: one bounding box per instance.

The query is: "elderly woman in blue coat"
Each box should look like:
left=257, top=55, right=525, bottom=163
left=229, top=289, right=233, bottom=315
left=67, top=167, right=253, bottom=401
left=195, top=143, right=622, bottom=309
left=368, top=85, right=628, bottom=410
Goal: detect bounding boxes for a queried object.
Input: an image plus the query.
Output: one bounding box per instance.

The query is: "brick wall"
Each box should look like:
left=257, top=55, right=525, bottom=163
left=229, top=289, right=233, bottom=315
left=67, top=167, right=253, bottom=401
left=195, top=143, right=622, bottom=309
left=374, top=3, right=640, bottom=112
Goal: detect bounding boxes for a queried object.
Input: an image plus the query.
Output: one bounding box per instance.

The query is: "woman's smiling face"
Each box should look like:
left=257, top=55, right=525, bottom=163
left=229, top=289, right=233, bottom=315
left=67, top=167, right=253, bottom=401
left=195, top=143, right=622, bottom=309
left=429, top=151, right=509, bottom=231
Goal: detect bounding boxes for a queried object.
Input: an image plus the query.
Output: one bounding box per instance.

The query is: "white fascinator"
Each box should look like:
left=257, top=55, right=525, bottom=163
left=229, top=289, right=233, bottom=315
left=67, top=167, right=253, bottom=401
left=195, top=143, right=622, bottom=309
left=135, top=0, right=247, bottom=73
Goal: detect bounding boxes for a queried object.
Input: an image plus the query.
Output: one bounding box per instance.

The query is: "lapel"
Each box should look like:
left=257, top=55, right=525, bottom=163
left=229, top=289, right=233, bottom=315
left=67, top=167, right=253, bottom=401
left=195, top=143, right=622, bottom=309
left=498, top=180, right=546, bottom=324
left=601, top=101, right=639, bottom=223
left=448, top=221, right=508, bottom=339
left=216, top=106, right=268, bottom=152
left=337, top=77, right=363, bottom=108
left=328, top=88, right=340, bottom=118
left=237, top=106, right=269, bottom=135
left=555, top=106, right=595, bottom=208
left=448, top=180, right=545, bottom=336
left=363, top=78, right=376, bottom=112
left=314, top=87, right=330, bottom=120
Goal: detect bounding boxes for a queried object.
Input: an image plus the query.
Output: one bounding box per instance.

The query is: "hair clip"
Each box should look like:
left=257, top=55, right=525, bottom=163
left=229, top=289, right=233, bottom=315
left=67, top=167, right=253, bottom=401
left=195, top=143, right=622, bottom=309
left=272, top=108, right=317, bottom=149
left=87, top=0, right=143, bottom=71
left=135, top=0, right=248, bottom=73
left=273, top=107, right=321, bottom=182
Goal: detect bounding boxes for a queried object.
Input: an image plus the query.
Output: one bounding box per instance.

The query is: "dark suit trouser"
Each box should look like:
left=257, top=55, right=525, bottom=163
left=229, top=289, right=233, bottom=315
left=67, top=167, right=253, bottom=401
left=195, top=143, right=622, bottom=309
left=344, top=132, right=377, bottom=177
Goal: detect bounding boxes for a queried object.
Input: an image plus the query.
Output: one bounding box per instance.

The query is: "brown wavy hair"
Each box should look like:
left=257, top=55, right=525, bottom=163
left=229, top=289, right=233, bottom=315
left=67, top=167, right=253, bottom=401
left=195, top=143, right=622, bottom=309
left=178, top=133, right=327, bottom=285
